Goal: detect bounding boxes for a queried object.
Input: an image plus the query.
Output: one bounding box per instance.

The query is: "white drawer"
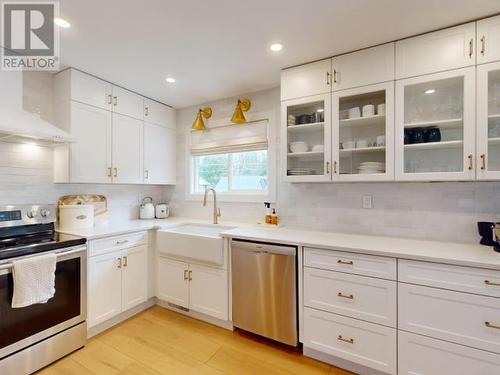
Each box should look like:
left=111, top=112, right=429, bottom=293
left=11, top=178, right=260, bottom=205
left=89, top=231, right=148, bottom=257
left=304, top=267, right=396, bottom=327
left=304, top=247, right=396, bottom=280
left=399, top=259, right=500, bottom=298
left=303, top=307, right=396, bottom=375
left=399, top=283, right=500, bottom=354
left=399, top=331, right=500, bottom=375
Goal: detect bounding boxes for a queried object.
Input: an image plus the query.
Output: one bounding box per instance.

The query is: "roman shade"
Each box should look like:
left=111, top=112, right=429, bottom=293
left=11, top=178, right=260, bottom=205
left=190, top=119, right=268, bottom=156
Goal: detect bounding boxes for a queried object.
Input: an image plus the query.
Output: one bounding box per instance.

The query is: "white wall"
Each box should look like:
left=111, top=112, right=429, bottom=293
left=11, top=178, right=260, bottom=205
left=171, top=87, right=500, bottom=243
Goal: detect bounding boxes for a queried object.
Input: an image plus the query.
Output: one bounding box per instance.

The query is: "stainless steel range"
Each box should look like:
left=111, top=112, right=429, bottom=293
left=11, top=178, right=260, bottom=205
left=0, top=204, right=87, bottom=375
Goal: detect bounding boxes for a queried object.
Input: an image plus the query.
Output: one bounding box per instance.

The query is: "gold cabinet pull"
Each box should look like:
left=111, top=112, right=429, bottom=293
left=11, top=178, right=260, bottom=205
left=333, top=160, right=338, bottom=174
left=123, top=256, right=128, bottom=267
left=337, top=259, right=353, bottom=265
left=337, top=292, right=354, bottom=299
left=107, top=167, right=112, bottom=177
left=326, top=71, right=331, bottom=85
left=116, top=239, right=128, bottom=245
left=469, top=38, right=474, bottom=58
left=481, top=36, right=486, bottom=55
left=485, top=321, right=500, bottom=330
left=145, top=106, right=149, bottom=116
left=183, top=270, right=189, bottom=280
left=326, top=161, right=330, bottom=174
left=144, top=170, right=149, bottom=179
left=113, top=167, right=118, bottom=177
left=188, top=270, right=193, bottom=281
left=484, top=280, right=500, bottom=287
left=107, top=94, right=112, bottom=105
left=117, top=257, right=122, bottom=269
left=480, top=154, right=486, bottom=170
left=337, top=335, right=354, bottom=344
left=468, top=154, right=473, bottom=170
left=113, top=96, right=118, bottom=106
left=333, top=69, right=337, bottom=83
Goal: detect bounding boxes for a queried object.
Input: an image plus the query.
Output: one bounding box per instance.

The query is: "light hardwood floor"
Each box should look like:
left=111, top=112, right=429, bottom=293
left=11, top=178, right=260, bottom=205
left=37, top=306, right=354, bottom=375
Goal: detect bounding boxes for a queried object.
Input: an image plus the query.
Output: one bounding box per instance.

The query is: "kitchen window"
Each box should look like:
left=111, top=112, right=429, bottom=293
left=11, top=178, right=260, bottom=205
left=188, top=116, right=275, bottom=202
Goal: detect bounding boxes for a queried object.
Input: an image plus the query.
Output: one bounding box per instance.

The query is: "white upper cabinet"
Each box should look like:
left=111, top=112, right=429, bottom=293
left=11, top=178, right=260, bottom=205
left=281, top=59, right=331, bottom=101
left=395, top=23, right=476, bottom=79
left=332, top=43, right=395, bottom=91
left=395, top=67, right=476, bottom=181
left=143, top=122, right=176, bottom=185
left=332, top=81, right=395, bottom=182
left=144, top=98, right=175, bottom=128
left=111, top=86, right=144, bottom=120
left=111, top=113, right=143, bottom=184
left=476, top=61, right=500, bottom=180
left=477, top=15, right=500, bottom=65
left=60, top=101, right=112, bottom=183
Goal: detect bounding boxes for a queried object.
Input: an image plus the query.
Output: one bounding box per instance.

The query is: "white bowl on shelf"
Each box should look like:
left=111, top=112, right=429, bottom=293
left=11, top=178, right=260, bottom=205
left=289, top=141, right=309, bottom=153
left=312, top=144, right=324, bottom=152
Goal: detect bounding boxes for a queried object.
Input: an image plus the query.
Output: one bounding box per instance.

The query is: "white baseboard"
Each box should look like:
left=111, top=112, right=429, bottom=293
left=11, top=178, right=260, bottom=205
left=87, top=298, right=156, bottom=338
left=156, top=299, right=233, bottom=331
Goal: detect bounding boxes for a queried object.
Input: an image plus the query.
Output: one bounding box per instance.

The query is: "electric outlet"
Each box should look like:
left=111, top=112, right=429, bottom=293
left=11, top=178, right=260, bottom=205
left=362, top=195, right=373, bottom=209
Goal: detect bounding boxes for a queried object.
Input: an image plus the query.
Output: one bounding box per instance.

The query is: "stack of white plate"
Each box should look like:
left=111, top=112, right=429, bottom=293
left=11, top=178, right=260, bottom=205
left=357, top=162, right=385, bottom=174
left=288, top=168, right=315, bottom=176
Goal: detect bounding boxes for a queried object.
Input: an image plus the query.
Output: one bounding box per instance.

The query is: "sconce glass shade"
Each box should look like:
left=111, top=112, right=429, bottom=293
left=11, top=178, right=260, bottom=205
left=231, top=98, right=251, bottom=124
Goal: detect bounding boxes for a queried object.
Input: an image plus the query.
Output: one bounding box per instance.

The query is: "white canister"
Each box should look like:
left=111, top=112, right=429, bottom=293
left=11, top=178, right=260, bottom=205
left=377, top=103, right=386, bottom=116
left=362, top=104, right=375, bottom=117
left=58, top=204, right=94, bottom=231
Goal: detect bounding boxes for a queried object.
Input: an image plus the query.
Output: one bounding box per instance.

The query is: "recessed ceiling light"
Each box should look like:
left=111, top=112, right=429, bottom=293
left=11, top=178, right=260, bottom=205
left=270, top=43, right=283, bottom=52
left=165, top=77, right=176, bottom=83
left=54, top=17, right=71, bottom=28
left=425, top=89, right=436, bottom=94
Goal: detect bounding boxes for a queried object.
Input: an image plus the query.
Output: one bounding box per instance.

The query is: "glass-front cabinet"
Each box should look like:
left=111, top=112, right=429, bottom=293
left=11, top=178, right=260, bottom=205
left=332, top=82, right=394, bottom=181
left=395, top=67, right=476, bottom=181
left=281, top=94, right=332, bottom=182
left=477, top=61, right=500, bottom=179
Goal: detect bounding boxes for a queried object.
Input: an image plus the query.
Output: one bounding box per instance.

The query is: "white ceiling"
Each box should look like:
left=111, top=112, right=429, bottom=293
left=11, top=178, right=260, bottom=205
left=58, top=0, right=500, bottom=108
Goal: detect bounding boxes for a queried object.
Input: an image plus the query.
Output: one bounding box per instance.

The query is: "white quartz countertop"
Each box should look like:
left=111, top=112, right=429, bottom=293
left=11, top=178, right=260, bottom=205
left=58, top=217, right=500, bottom=270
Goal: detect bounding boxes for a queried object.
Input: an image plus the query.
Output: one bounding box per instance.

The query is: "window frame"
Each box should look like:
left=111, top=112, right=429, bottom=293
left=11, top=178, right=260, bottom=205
left=185, top=110, right=277, bottom=203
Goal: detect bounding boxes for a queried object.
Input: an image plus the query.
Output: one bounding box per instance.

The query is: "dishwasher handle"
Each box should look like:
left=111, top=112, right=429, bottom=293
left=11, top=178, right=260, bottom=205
left=231, top=240, right=296, bottom=256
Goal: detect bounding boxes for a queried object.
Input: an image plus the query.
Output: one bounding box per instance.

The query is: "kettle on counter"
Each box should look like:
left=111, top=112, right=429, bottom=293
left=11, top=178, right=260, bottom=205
left=139, top=197, right=155, bottom=219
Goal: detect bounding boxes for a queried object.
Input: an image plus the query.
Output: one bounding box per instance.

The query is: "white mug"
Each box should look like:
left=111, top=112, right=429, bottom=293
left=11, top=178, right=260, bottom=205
left=348, top=107, right=361, bottom=119
left=362, top=104, right=375, bottom=117
left=377, top=104, right=386, bottom=116
left=376, top=135, right=385, bottom=146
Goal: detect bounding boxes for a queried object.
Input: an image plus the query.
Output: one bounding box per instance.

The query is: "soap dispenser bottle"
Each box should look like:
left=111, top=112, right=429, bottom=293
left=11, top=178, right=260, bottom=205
left=264, top=202, right=272, bottom=224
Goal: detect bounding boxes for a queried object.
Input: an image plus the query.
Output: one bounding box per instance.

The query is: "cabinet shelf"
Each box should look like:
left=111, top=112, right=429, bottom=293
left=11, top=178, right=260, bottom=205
left=404, top=140, right=463, bottom=151
left=340, top=146, right=385, bottom=154
left=404, top=118, right=463, bottom=129
left=287, top=151, right=324, bottom=158
left=488, top=137, right=500, bottom=146
left=287, top=122, right=324, bottom=133
left=340, top=114, right=385, bottom=128
left=489, top=114, right=500, bottom=121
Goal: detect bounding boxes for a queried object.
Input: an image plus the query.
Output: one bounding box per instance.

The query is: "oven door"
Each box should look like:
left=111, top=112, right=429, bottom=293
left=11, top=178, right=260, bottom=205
left=0, top=246, right=86, bottom=360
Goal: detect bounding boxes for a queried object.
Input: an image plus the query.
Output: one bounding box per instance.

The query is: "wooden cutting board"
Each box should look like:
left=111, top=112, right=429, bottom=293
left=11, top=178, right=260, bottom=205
left=57, top=194, right=107, bottom=216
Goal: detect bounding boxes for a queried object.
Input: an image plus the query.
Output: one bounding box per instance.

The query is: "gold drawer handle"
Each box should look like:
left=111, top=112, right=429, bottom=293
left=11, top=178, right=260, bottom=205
left=337, top=259, right=353, bottom=265
left=337, top=292, right=354, bottom=299
left=484, top=280, right=500, bottom=287
left=337, top=335, right=354, bottom=344
left=485, top=321, right=500, bottom=330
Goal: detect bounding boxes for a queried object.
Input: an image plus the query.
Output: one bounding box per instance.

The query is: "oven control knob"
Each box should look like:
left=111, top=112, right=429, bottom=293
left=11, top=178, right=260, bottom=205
left=40, top=208, right=51, bottom=218
left=27, top=208, right=38, bottom=218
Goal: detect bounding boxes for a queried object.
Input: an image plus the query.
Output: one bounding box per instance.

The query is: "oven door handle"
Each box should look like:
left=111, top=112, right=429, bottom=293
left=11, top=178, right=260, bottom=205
left=0, top=245, right=86, bottom=272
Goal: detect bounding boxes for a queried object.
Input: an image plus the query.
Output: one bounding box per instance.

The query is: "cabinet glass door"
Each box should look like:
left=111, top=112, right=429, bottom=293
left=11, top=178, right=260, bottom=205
left=477, top=61, right=500, bottom=179
left=333, top=82, right=394, bottom=181
left=395, top=68, right=475, bottom=181
left=281, top=94, right=331, bottom=182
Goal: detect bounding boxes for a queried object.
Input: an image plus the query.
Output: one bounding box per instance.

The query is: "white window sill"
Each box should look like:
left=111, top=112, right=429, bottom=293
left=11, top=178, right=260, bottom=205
left=186, top=192, right=275, bottom=204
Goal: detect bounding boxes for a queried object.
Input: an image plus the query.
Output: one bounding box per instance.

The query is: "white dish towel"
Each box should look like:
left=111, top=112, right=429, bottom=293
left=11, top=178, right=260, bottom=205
left=11, top=253, right=57, bottom=308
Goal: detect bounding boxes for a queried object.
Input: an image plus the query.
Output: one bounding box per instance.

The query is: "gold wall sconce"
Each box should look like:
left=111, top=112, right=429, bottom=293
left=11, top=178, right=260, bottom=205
left=230, top=98, right=251, bottom=124
left=192, top=107, right=212, bottom=131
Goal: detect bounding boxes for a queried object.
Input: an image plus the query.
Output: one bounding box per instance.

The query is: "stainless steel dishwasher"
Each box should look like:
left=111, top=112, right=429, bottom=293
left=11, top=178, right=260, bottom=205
left=231, top=240, right=298, bottom=346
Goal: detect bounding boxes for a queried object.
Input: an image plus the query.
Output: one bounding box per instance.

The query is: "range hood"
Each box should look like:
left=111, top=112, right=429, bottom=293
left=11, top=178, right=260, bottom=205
left=0, top=106, right=74, bottom=146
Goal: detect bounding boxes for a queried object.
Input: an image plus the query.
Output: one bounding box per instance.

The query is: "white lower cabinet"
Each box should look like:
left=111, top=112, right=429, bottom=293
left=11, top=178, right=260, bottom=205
left=88, top=236, right=148, bottom=328
left=303, top=307, right=397, bottom=374
left=157, top=256, right=229, bottom=321
left=399, top=331, right=500, bottom=375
